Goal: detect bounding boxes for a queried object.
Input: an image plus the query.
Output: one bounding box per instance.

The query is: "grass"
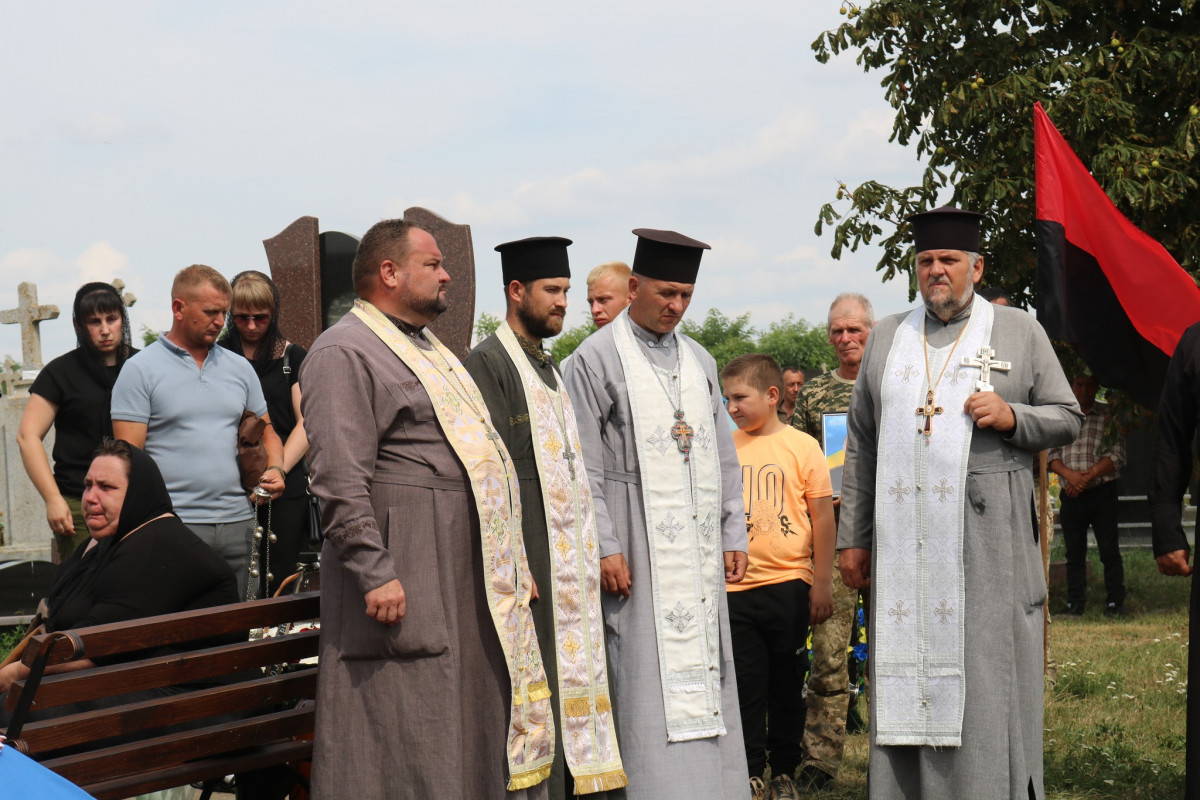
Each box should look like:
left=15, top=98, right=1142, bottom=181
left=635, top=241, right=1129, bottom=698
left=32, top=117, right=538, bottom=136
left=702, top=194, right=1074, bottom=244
left=815, top=548, right=1190, bottom=799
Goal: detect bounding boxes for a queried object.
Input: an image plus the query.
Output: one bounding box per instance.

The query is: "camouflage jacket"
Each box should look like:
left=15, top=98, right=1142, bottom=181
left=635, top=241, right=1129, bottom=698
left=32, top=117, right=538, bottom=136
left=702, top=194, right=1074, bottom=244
left=789, top=370, right=856, bottom=450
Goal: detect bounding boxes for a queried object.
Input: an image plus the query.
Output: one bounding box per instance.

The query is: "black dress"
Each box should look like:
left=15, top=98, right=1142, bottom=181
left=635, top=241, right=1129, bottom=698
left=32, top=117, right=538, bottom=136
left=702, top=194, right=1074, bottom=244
left=1149, top=320, right=1200, bottom=799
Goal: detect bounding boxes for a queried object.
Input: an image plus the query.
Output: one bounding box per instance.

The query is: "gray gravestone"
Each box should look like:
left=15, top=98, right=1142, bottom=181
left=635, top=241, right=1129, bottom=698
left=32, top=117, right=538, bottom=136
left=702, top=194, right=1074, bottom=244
left=264, top=211, right=476, bottom=359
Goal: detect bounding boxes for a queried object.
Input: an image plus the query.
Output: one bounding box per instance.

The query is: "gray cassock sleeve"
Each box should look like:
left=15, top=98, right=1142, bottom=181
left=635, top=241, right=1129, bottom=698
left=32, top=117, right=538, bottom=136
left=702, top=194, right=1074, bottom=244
left=300, top=343, right=396, bottom=596
left=836, top=327, right=881, bottom=552
left=562, top=351, right=622, bottom=559
left=694, top=344, right=748, bottom=554
left=1004, top=319, right=1083, bottom=453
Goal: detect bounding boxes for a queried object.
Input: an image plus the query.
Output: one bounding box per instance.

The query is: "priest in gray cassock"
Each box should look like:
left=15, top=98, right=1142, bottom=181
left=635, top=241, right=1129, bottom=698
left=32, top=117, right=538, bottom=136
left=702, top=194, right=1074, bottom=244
left=465, top=236, right=628, bottom=798
left=838, top=207, right=1081, bottom=800
left=563, top=229, right=750, bottom=800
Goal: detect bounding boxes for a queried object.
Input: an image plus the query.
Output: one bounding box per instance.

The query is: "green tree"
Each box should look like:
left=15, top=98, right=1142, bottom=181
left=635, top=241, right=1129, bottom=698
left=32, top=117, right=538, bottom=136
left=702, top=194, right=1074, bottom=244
left=756, top=315, right=836, bottom=373
left=812, top=0, right=1200, bottom=305
left=679, top=309, right=758, bottom=372
left=140, top=324, right=159, bottom=348
left=549, top=320, right=597, bottom=363
left=474, top=312, right=501, bottom=342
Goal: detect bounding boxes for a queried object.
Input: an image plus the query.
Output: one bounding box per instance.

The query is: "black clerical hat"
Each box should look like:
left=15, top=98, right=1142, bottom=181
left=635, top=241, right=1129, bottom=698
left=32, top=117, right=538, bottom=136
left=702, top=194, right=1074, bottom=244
left=494, top=236, right=572, bottom=284
left=630, top=228, right=711, bottom=283
left=908, top=206, right=985, bottom=253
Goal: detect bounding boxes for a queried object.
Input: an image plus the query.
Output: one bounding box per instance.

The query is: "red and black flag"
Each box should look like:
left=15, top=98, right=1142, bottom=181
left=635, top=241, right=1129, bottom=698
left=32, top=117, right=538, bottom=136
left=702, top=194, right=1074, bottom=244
left=1034, top=101, right=1200, bottom=409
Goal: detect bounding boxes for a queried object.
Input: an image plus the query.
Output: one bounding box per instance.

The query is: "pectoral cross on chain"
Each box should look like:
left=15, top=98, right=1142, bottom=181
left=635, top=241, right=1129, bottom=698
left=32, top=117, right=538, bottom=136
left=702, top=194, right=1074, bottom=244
left=670, top=410, right=694, bottom=459
left=961, top=345, right=1012, bottom=392
left=564, top=445, right=577, bottom=480
left=916, top=390, right=943, bottom=437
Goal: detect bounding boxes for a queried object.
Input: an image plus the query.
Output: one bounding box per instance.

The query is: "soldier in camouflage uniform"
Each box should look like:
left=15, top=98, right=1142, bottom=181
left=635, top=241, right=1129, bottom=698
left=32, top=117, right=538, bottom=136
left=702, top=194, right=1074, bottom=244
left=790, top=293, right=875, bottom=791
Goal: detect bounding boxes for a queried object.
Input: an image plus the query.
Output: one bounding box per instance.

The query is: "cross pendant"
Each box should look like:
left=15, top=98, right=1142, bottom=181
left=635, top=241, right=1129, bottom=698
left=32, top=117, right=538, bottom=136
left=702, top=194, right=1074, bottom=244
left=564, top=447, right=577, bottom=480
left=916, top=390, right=943, bottom=437
left=670, top=409, right=694, bottom=456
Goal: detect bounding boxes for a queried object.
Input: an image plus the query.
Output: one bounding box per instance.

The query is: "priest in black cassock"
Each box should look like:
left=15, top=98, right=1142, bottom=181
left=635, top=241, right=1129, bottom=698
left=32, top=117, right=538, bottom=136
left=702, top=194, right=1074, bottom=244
left=1150, top=320, right=1200, bottom=799
left=465, top=237, right=627, bottom=798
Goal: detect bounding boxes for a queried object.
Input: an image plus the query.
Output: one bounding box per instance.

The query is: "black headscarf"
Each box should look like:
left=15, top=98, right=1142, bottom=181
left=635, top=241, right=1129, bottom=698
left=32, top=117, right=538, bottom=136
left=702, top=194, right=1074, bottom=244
left=218, top=270, right=288, bottom=371
left=45, top=442, right=175, bottom=628
left=72, top=282, right=134, bottom=390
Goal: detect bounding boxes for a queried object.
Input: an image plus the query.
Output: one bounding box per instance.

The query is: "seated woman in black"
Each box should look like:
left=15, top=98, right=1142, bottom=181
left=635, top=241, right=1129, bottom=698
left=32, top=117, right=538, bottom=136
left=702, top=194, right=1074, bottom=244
left=0, top=439, right=239, bottom=713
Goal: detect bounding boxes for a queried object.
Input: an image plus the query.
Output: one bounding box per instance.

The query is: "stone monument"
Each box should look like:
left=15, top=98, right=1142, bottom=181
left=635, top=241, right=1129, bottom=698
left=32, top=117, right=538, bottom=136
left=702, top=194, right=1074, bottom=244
left=263, top=209, right=476, bottom=359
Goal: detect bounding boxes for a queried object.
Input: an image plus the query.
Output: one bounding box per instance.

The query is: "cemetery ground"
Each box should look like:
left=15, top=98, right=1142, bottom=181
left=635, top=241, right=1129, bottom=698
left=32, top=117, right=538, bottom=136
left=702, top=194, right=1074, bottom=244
left=0, top=548, right=1189, bottom=798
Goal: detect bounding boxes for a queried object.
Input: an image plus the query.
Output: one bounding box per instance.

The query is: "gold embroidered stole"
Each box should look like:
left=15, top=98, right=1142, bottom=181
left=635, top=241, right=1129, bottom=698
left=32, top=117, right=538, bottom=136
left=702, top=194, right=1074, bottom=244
left=352, top=302, right=554, bottom=789
left=496, top=324, right=628, bottom=794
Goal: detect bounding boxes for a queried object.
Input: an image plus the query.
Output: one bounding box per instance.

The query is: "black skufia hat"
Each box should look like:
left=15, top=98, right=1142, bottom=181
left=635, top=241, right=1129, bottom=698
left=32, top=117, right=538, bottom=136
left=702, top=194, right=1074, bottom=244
left=495, top=236, right=572, bottom=284
left=908, top=206, right=985, bottom=253
left=630, top=228, right=710, bottom=283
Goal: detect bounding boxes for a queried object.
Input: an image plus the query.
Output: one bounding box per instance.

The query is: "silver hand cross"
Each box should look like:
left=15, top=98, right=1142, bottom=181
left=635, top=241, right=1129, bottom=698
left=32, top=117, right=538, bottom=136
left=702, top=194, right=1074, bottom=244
left=960, top=345, right=1011, bottom=392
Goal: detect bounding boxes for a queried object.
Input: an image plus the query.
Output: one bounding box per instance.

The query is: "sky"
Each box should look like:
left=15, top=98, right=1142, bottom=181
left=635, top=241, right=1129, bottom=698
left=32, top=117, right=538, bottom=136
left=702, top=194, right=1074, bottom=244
left=0, top=0, right=927, bottom=366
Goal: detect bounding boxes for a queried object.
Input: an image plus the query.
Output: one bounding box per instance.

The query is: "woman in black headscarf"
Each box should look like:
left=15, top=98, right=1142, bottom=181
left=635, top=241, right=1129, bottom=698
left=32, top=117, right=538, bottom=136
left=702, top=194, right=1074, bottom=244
left=0, top=440, right=238, bottom=699
left=17, top=283, right=138, bottom=562
left=219, top=270, right=312, bottom=597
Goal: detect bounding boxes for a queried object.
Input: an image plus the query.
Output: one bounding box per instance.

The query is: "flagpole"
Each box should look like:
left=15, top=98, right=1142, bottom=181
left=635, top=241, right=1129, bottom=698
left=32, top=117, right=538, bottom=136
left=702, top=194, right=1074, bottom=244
left=1039, top=449, right=1052, bottom=673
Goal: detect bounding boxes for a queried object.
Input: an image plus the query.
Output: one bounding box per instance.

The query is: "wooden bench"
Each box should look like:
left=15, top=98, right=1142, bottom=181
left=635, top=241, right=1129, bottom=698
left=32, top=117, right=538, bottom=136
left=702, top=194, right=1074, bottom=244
left=2, top=591, right=320, bottom=800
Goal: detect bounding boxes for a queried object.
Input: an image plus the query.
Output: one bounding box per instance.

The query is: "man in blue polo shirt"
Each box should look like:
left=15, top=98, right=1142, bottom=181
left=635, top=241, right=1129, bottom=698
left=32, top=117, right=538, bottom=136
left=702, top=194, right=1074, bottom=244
left=112, top=265, right=284, bottom=598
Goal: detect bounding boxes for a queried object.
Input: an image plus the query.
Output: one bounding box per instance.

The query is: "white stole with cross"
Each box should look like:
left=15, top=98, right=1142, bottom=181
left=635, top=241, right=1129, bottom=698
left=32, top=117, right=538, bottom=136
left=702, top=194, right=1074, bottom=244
left=613, top=312, right=726, bottom=742
left=873, top=295, right=994, bottom=746
left=496, top=323, right=628, bottom=793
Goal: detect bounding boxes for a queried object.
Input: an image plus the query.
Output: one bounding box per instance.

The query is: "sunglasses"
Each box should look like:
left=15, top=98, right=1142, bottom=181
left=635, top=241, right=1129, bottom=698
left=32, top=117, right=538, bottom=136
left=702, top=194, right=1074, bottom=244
left=232, top=313, right=271, bottom=325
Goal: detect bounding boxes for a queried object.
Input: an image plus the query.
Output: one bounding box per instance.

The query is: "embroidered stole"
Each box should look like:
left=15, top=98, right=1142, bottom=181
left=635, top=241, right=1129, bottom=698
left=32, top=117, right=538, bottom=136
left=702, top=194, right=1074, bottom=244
left=496, top=324, right=628, bottom=793
left=352, top=302, right=554, bottom=789
left=612, top=312, right=726, bottom=742
left=873, top=295, right=993, bottom=746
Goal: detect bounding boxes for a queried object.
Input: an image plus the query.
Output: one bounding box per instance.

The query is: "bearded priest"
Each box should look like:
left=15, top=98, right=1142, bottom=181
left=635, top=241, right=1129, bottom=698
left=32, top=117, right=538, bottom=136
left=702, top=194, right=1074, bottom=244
left=465, top=236, right=628, bottom=798
left=838, top=207, right=1081, bottom=800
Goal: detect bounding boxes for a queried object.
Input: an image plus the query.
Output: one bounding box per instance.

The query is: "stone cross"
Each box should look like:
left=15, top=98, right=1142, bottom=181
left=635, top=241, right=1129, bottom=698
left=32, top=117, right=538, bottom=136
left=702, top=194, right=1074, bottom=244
left=960, top=345, right=1012, bottom=392
left=0, top=282, right=59, bottom=370
left=111, top=278, right=138, bottom=308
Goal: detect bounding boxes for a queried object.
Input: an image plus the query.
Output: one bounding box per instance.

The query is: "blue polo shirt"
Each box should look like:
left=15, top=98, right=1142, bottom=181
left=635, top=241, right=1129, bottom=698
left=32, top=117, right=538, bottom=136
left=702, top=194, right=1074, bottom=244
left=111, top=335, right=268, bottom=523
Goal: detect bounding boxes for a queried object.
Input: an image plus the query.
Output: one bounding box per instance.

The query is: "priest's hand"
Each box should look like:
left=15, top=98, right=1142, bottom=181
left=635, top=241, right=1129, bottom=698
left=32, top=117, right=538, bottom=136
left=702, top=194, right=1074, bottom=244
left=964, top=391, right=1015, bottom=432
left=840, top=548, right=872, bottom=589
left=365, top=579, right=406, bottom=625
left=1156, top=549, right=1193, bottom=577
left=724, top=551, right=748, bottom=584
left=601, top=554, right=632, bottom=597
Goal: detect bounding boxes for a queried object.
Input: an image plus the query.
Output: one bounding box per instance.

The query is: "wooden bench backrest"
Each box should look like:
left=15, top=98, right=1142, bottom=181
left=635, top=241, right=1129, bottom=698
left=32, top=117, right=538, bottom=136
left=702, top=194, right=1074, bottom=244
left=1, top=591, right=320, bottom=800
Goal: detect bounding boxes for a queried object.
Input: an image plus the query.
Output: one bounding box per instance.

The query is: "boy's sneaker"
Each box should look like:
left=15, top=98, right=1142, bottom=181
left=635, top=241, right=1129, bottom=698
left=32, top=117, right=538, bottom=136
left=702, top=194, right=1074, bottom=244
left=1104, top=601, right=1125, bottom=617
left=750, top=776, right=770, bottom=800
left=1063, top=602, right=1084, bottom=616
left=771, top=773, right=799, bottom=800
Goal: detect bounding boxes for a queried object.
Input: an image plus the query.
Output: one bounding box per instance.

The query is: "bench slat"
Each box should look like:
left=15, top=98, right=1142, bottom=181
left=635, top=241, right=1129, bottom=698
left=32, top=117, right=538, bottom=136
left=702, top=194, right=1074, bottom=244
left=23, top=592, right=320, bottom=667
left=6, top=629, right=318, bottom=713
left=44, top=706, right=314, bottom=786
left=18, top=669, right=317, bottom=752
left=83, top=739, right=313, bottom=800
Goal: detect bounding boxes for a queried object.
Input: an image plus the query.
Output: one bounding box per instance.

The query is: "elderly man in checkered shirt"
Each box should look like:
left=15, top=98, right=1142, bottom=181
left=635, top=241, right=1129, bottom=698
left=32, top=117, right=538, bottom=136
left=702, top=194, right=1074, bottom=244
left=1048, top=373, right=1127, bottom=617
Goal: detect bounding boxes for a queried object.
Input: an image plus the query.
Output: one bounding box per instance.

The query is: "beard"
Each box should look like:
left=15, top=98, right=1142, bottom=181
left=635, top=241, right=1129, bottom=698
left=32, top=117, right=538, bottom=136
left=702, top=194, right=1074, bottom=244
left=411, top=292, right=449, bottom=319
left=517, top=299, right=563, bottom=340
left=924, top=282, right=974, bottom=320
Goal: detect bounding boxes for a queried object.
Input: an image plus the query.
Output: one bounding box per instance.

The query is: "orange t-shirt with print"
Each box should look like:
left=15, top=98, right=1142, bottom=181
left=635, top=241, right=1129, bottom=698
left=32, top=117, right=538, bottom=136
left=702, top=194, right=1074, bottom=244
left=727, top=426, right=833, bottom=592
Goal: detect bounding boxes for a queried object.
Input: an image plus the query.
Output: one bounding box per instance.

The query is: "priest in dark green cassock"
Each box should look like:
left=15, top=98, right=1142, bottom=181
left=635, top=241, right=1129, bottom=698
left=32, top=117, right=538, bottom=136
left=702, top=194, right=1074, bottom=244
left=465, top=236, right=628, bottom=799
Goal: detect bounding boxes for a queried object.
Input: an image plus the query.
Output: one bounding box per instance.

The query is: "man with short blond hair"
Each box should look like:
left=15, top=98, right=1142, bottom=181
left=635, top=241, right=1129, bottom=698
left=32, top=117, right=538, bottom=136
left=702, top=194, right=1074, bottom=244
left=586, top=261, right=631, bottom=328
left=112, top=264, right=284, bottom=598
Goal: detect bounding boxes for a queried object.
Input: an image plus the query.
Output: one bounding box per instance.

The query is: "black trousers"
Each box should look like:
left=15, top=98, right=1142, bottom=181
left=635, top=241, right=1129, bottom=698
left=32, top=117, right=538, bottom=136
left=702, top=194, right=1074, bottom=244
left=729, top=578, right=810, bottom=778
left=1059, top=481, right=1125, bottom=608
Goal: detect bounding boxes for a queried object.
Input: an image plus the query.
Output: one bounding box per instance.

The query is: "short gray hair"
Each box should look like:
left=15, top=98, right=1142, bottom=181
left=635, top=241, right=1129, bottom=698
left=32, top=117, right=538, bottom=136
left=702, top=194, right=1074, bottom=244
left=828, top=293, right=875, bottom=331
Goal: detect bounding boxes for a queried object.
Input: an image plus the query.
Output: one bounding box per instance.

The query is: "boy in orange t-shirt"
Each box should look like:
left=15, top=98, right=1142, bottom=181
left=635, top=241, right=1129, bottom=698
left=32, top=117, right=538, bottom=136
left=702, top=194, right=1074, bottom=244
left=721, top=354, right=835, bottom=800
